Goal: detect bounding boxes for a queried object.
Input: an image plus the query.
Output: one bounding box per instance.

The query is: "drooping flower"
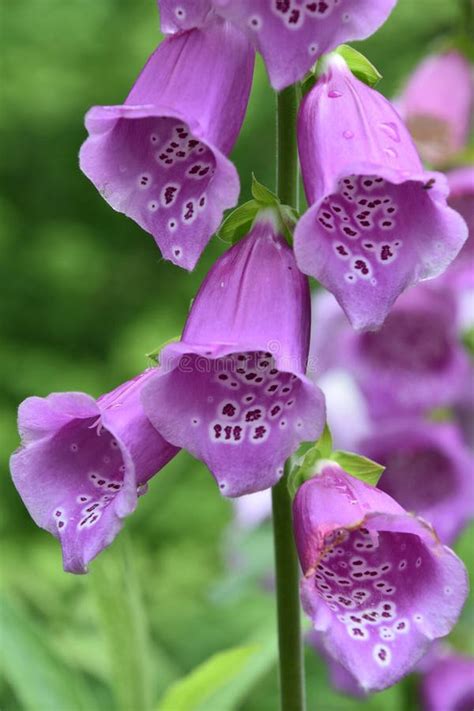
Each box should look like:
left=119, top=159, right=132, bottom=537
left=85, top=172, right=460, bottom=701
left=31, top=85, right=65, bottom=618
left=345, top=284, right=472, bottom=418
left=10, top=370, right=179, bottom=573
left=80, top=19, right=254, bottom=271
left=141, top=210, right=326, bottom=497
left=421, top=650, right=474, bottom=711
left=208, top=0, right=397, bottom=91
left=293, top=464, right=468, bottom=692
left=358, top=420, right=474, bottom=544
left=397, top=51, right=473, bottom=167
left=158, top=0, right=213, bottom=33
left=294, top=54, right=468, bottom=331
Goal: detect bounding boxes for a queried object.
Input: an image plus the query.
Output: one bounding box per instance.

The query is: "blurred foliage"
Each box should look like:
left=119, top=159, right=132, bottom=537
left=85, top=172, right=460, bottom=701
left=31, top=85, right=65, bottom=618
left=1, top=0, right=471, bottom=709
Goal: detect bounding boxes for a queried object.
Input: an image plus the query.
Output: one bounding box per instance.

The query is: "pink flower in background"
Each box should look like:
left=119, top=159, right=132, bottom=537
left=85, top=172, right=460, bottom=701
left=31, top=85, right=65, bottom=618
left=397, top=52, right=473, bottom=167
left=358, top=420, right=474, bottom=545
left=142, top=211, right=325, bottom=497
left=421, top=650, right=474, bottom=711
left=10, top=371, right=178, bottom=573
left=80, top=19, right=254, bottom=270
left=294, top=464, right=468, bottom=692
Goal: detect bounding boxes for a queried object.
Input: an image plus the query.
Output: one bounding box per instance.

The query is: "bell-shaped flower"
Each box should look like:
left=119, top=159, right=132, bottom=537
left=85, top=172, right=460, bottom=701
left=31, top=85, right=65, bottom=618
left=10, top=370, right=179, bottom=573
left=80, top=19, right=254, bottom=271
left=294, top=55, right=468, bottom=331
left=421, top=650, right=474, bottom=711
left=358, top=420, right=474, bottom=544
left=141, top=210, right=326, bottom=497
left=208, top=0, right=396, bottom=91
left=397, top=51, right=473, bottom=167
left=293, top=464, right=468, bottom=693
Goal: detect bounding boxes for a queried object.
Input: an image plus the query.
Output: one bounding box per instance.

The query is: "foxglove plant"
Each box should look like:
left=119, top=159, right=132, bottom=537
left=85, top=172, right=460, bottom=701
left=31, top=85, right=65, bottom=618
left=157, top=0, right=397, bottom=91
left=294, top=54, right=468, bottom=330
left=294, top=463, right=468, bottom=692
left=10, top=371, right=178, bottom=573
left=141, top=210, right=326, bottom=496
left=397, top=51, right=473, bottom=167
left=80, top=18, right=254, bottom=270
left=358, top=420, right=474, bottom=544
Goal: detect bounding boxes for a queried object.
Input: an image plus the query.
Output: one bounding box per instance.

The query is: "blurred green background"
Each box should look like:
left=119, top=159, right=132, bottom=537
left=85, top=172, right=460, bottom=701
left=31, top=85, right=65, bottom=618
left=1, top=1, right=472, bottom=709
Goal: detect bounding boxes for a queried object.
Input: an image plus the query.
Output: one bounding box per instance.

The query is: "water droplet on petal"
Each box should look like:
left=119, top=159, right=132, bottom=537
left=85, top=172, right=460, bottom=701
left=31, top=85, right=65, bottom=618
left=379, top=122, right=401, bottom=142
left=384, top=147, right=398, bottom=159
left=343, top=130, right=354, bottom=139
left=328, top=90, right=343, bottom=99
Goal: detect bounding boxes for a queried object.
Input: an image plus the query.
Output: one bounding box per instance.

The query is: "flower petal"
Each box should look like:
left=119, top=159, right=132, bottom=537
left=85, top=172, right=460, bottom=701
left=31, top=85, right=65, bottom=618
left=158, top=0, right=214, bottom=33
left=212, top=0, right=396, bottom=90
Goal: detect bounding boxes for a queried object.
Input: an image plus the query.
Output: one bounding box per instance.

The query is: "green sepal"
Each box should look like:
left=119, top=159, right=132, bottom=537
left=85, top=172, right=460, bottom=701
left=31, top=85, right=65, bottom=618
left=336, top=45, right=382, bottom=87
left=315, top=423, right=333, bottom=459
left=146, top=336, right=180, bottom=364
left=251, top=174, right=279, bottom=206
left=287, top=444, right=322, bottom=499
left=218, top=200, right=260, bottom=245
left=330, top=451, right=385, bottom=487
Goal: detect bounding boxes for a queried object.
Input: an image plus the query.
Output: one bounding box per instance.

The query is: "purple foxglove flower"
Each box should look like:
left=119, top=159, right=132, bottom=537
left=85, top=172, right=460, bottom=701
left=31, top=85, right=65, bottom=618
left=421, top=651, right=474, bottom=711
left=141, top=211, right=326, bottom=497
left=294, top=55, right=468, bottom=331
left=80, top=19, right=254, bottom=271
left=397, top=52, right=473, bottom=167
left=10, top=371, right=178, bottom=573
left=358, top=420, right=474, bottom=544
left=209, top=0, right=396, bottom=91
left=158, top=0, right=213, bottom=33
left=294, top=464, right=468, bottom=693
left=346, top=284, right=472, bottom=418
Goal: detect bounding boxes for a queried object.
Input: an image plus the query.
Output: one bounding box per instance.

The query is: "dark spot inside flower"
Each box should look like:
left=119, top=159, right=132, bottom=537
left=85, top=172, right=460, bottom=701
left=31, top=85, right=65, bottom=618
left=378, top=648, right=387, bottom=661
left=233, top=426, right=242, bottom=441
left=276, top=0, right=290, bottom=12
left=288, top=8, right=300, bottom=23
left=86, top=503, right=99, bottom=512
left=170, top=141, right=179, bottom=148
left=270, top=405, right=281, bottom=416
left=354, top=259, right=369, bottom=275
left=199, top=196, right=206, bottom=207
left=268, top=384, right=278, bottom=393
left=281, top=387, right=290, bottom=394
left=218, top=374, right=228, bottom=381
left=353, top=627, right=364, bottom=637
left=245, top=372, right=257, bottom=381
left=387, top=207, right=395, bottom=214
left=246, top=409, right=262, bottom=422
left=184, top=202, right=194, bottom=220
left=55, top=510, right=61, bottom=517
left=337, top=245, right=349, bottom=256
left=58, top=521, right=64, bottom=528
left=189, top=164, right=201, bottom=175
left=97, top=479, right=105, bottom=486
left=343, top=227, right=358, bottom=237
left=333, top=205, right=342, bottom=213
left=188, top=139, right=199, bottom=148
left=381, top=244, right=393, bottom=261
left=199, top=167, right=209, bottom=177
left=423, top=178, right=436, bottom=190
left=253, top=425, right=267, bottom=440
left=382, top=221, right=393, bottom=228
left=364, top=180, right=373, bottom=187
left=224, top=425, right=232, bottom=440
left=222, top=403, right=236, bottom=417
left=176, top=151, right=186, bottom=158
left=360, top=220, right=371, bottom=227
left=213, top=424, right=222, bottom=439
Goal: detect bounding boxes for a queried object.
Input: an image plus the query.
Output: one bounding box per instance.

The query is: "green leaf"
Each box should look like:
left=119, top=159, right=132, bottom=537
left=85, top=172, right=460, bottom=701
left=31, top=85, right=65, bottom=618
left=218, top=200, right=260, bottom=244
left=251, top=174, right=279, bottom=206
left=0, top=593, right=98, bottom=711
left=336, top=45, right=382, bottom=87
left=91, top=535, right=161, bottom=711
left=157, top=637, right=277, bottom=711
left=330, top=451, right=385, bottom=486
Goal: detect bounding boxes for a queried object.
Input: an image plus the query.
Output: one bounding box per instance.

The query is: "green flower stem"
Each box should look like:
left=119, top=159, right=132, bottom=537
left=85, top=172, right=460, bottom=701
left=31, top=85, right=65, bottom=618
left=272, top=461, right=306, bottom=711
left=272, top=85, right=305, bottom=710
